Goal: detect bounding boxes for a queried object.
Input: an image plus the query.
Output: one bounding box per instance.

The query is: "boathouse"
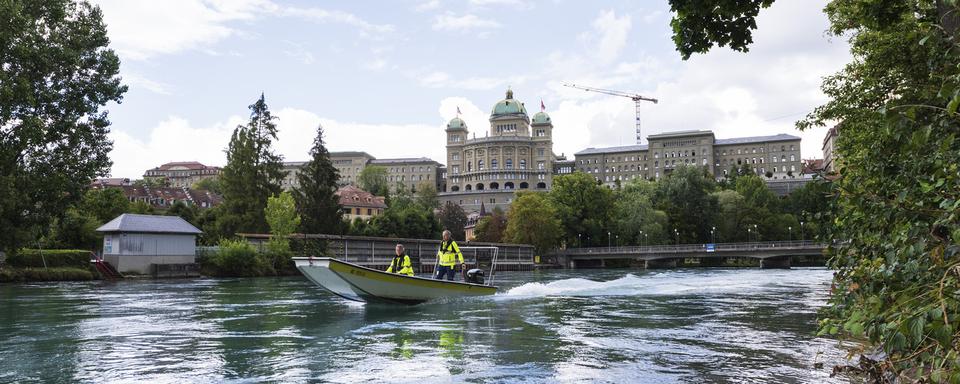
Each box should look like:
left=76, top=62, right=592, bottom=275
left=96, top=214, right=202, bottom=275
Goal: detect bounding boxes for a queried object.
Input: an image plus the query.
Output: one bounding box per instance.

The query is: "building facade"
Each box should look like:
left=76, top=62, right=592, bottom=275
left=370, top=157, right=444, bottom=193
left=822, top=125, right=839, bottom=174
left=574, top=130, right=803, bottom=188
left=143, top=161, right=221, bottom=188
left=337, top=185, right=387, bottom=221
left=439, top=88, right=559, bottom=213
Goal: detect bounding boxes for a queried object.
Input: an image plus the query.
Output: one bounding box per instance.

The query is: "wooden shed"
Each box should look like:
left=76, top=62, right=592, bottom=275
left=96, top=214, right=202, bottom=275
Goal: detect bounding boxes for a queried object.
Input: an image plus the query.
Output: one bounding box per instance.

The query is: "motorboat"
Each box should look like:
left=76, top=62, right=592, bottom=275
left=293, top=256, right=498, bottom=305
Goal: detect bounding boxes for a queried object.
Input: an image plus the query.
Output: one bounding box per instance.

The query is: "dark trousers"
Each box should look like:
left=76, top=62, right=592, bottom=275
left=435, top=265, right=456, bottom=281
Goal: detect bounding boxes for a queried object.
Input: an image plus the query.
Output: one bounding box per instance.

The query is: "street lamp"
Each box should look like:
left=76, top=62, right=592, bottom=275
left=753, top=224, right=759, bottom=242
left=608, top=231, right=611, bottom=248
left=616, top=234, right=619, bottom=247
left=711, top=226, right=716, bottom=244
left=788, top=226, right=792, bottom=241
left=748, top=227, right=752, bottom=242
left=800, top=221, right=805, bottom=242
left=644, top=233, right=648, bottom=247
left=674, top=228, right=679, bottom=246
left=639, top=231, right=644, bottom=247
left=578, top=233, right=582, bottom=248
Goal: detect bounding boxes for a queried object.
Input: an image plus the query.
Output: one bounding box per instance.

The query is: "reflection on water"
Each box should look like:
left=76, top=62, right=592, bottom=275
left=0, top=268, right=852, bottom=383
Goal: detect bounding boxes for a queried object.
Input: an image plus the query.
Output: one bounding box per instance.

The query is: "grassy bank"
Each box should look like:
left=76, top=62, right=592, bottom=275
left=0, top=249, right=98, bottom=282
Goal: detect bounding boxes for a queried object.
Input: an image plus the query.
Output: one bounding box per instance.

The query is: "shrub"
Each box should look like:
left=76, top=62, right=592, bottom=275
left=208, top=239, right=273, bottom=277
left=8, top=249, right=92, bottom=268
left=0, top=267, right=95, bottom=282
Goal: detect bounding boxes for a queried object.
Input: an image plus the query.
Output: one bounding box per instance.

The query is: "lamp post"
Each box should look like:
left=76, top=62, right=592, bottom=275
left=616, top=234, right=619, bottom=247
left=748, top=228, right=752, bottom=242
left=639, top=231, right=644, bottom=247
left=608, top=231, right=611, bottom=248
left=788, top=226, right=793, bottom=241
left=800, top=221, right=805, bottom=242
left=753, top=224, right=759, bottom=242
left=711, top=226, right=716, bottom=244
left=578, top=233, right=582, bottom=248
left=674, top=228, right=679, bottom=246
left=644, top=233, right=648, bottom=247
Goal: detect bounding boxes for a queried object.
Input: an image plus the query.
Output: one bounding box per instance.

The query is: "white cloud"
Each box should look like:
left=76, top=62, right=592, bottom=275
left=280, top=7, right=395, bottom=35
left=578, top=10, right=632, bottom=64
left=93, top=0, right=265, bottom=60
left=123, top=72, right=173, bottom=95
left=417, top=70, right=528, bottom=90
left=415, top=0, right=441, bottom=12
left=432, top=12, right=501, bottom=32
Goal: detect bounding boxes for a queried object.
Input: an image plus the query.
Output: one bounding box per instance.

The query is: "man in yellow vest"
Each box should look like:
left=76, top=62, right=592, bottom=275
left=386, top=244, right=414, bottom=276
left=435, top=230, right=465, bottom=281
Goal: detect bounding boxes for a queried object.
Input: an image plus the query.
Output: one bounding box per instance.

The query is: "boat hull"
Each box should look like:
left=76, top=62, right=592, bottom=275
left=293, top=257, right=497, bottom=305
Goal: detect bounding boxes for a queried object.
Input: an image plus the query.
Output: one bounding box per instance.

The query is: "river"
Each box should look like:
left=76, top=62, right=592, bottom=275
left=0, top=268, right=853, bottom=383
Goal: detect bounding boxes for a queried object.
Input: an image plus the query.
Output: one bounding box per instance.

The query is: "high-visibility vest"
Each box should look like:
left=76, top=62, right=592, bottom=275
left=436, top=240, right=464, bottom=267
left=387, top=254, right=414, bottom=276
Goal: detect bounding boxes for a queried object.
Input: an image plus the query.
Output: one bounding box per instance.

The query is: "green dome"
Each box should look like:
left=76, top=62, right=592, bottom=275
left=532, top=111, right=551, bottom=124
left=447, top=116, right=466, bottom=130
left=490, top=88, right=528, bottom=118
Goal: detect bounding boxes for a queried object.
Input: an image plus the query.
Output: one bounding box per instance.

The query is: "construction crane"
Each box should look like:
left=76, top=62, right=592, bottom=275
left=563, top=83, right=658, bottom=144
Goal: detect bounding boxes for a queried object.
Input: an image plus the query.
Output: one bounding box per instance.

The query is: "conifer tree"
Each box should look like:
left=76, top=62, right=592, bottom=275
left=217, top=94, right=286, bottom=237
left=292, top=124, right=344, bottom=234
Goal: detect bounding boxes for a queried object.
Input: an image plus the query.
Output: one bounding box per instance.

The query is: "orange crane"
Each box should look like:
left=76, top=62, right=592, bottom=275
left=563, top=83, right=658, bottom=144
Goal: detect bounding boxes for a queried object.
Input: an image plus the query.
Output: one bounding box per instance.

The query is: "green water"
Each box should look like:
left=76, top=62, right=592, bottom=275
left=0, top=268, right=852, bottom=383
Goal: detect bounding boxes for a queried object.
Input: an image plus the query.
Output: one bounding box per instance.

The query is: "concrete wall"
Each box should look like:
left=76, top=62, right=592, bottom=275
left=102, top=232, right=197, bottom=274
left=105, top=254, right=196, bottom=274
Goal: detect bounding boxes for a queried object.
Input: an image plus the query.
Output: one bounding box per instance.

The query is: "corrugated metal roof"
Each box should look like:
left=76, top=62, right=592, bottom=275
left=96, top=214, right=202, bottom=234
left=574, top=144, right=649, bottom=156
left=714, top=134, right=800, bottom=145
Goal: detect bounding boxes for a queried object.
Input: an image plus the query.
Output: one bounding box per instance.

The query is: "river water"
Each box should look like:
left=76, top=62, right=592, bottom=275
left=0, top=268, right=853, bottom=383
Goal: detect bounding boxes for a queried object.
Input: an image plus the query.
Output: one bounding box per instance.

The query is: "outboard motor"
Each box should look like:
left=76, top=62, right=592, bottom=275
left=465, top=268, right=485, bottom=285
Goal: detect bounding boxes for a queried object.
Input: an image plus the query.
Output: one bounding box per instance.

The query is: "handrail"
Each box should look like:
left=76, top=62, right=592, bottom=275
left=558, top=240, right=826, bottom=255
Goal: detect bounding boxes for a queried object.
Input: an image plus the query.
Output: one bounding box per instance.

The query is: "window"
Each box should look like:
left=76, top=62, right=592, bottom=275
left=537, top=161, right=545, bottom=170
left=467, top=162, right=472, bottom=172
left=790, top=154, right=796, bottom=162
left=452, top=153, right=460, bottom=161
left=367, top=208, right=372, bottom=215
left=492, top=159, right=499, bottom=170
left=538, top=148, right=545, bottom=157
left=506, top=159, right=513, bottom=169
left=478, top=160, right=484, bottom=170
left=520, top=159, right=526, bottom=169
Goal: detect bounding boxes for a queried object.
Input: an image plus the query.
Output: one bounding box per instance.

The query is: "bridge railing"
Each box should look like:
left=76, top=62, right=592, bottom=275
left=558, top=240, right=824, bottom=255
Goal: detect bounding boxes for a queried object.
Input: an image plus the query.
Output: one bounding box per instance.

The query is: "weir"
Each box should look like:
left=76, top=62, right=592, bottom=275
left=551, top=241, right=826, bottom=270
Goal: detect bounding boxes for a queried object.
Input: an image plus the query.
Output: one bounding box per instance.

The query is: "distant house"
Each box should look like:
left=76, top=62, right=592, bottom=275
left=337, top=185, right=386, bottom=220
left=96, top=214, right=202, bottom=275
left=143, top=161, right=221, bottom=188
left=91, top=184, right=223, bottom=209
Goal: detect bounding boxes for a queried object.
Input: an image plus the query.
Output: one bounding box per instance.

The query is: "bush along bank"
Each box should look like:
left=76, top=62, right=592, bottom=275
left=0, top=249, right=97, bottom=282
left=198, top=239, right=306, bottom=277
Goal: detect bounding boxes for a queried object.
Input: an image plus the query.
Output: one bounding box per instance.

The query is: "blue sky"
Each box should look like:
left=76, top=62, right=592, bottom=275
left=94, top=0, right=849, bottom=178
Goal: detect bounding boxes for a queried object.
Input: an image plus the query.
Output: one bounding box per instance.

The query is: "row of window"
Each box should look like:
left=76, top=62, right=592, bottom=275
left=449, top=181, right=548, bottom=192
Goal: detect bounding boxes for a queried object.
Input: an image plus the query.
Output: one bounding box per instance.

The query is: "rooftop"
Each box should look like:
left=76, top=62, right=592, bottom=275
left=575, top=144, right=649, bottom=156
left=152, top=161, right=219, bottom=171
left=369, top=157, right=440, bottom=165
left=96, top=214, right=202, bottom=234
left=336, top=185, right=387, bottom=209
left=647, top=130, right=714, bottom=139
left=714, top=133, right=800, bottom=145
left=330, top=151, right=375, bottom=158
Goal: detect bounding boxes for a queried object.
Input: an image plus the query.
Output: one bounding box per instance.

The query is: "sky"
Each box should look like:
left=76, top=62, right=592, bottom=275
left=92, top=0, right=851, bottom=179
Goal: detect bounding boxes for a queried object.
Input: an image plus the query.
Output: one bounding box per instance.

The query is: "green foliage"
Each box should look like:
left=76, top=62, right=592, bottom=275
left=653, top=166, right=719, bottom=243
left=350, top=191, right=442, bottom=239
left=803, top=1, right=960, bottom=378
left=503, top=192, right=562, bottom=253
left=415, top=182, right=440, bottom=211
left=437, top=201, right=467, bottom=240
left=217, top=94, right=286, bottom=237
left=43, top=207, right=101, bottom=250
left=669, top=0, right=775, bottom=60
left=612, top=179, right=668, bottom=246
left=358, top=166, right=390, bottom=198
left=549, top=172, right=614, bottom=247
left=191, top=178, right=222, bottom=194
left=292, top=125, right=344, bottom=235
left=0, top=0, right=127, bottom=253
left=128, top=200, right=155, bottom=214
left=265, top=191, right=300, bottom=257
left=166, top=201, right=198, bottom=227
left=80, top=188, right=130, bottom=223
left=0, top=267, right=95, bottom=282
left=8, top=249, right=91, bottom=268
left=207, top=239, right=273, bottom=277
left=474, top=208, right=507, bottom=243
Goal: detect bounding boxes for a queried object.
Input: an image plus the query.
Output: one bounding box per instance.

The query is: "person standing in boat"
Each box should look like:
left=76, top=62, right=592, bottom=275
left=435, top=230, right=465, bottom=281
left=386, top=244, right=414, bottom=276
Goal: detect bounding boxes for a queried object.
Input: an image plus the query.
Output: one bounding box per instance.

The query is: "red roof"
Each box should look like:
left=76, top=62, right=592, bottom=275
left=336, top=185, right=386, bottom=209
left=152, top=161, right=220, bottom=171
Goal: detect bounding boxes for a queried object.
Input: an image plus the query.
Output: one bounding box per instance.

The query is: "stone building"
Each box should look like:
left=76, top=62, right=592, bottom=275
left=439, top=88, right=559, bottom=213
left=143, top=161, right=221, bottom=188
left=331, top=151, right=375, bottom=186
left=822, top=125, right=839, bottom=174
left=370, top=157, right=444, bottom=193
left=574, top=130, right=803, bottom=188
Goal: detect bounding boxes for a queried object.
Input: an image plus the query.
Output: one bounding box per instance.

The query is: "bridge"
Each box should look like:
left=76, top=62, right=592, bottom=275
left=551, top=241, right=827, bottom=269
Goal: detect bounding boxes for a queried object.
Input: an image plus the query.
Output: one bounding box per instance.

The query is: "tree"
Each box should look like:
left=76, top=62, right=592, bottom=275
left=217, top=94, right=286, bottom=237
left=474, top=208, right=507, bottom=243
left=265, top=192, right=301, bottom=256
left=0, top=0, right=127, bottom=253
left=672, top=0, right=960, bottom=377
left=166, top=201, right=198, bottom=227
left=549, top=172, right=614, bottom=247
left=358, top=166, right=389, bottom=197
left=712, top=189, right=749, bottom=242
left=653, top=166, right=718, bottom=243
left=669, top=0, right=775, bottom=60
left=192, top=178, right=222, bottom=194
left=437, top=201, right=467, bottom=240
left=415, top=182, right=439, bottom=211
left=503, top=192, right=562, bottom=254
left=80, top=188, right=130, bottom=223
left=612, top=179, right=668, bottom=246
left=292, top=125, right=343, bottom=235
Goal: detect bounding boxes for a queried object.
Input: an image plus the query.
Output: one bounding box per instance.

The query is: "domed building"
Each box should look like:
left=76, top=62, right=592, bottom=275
left=440, top=88, right=559, bottom=213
